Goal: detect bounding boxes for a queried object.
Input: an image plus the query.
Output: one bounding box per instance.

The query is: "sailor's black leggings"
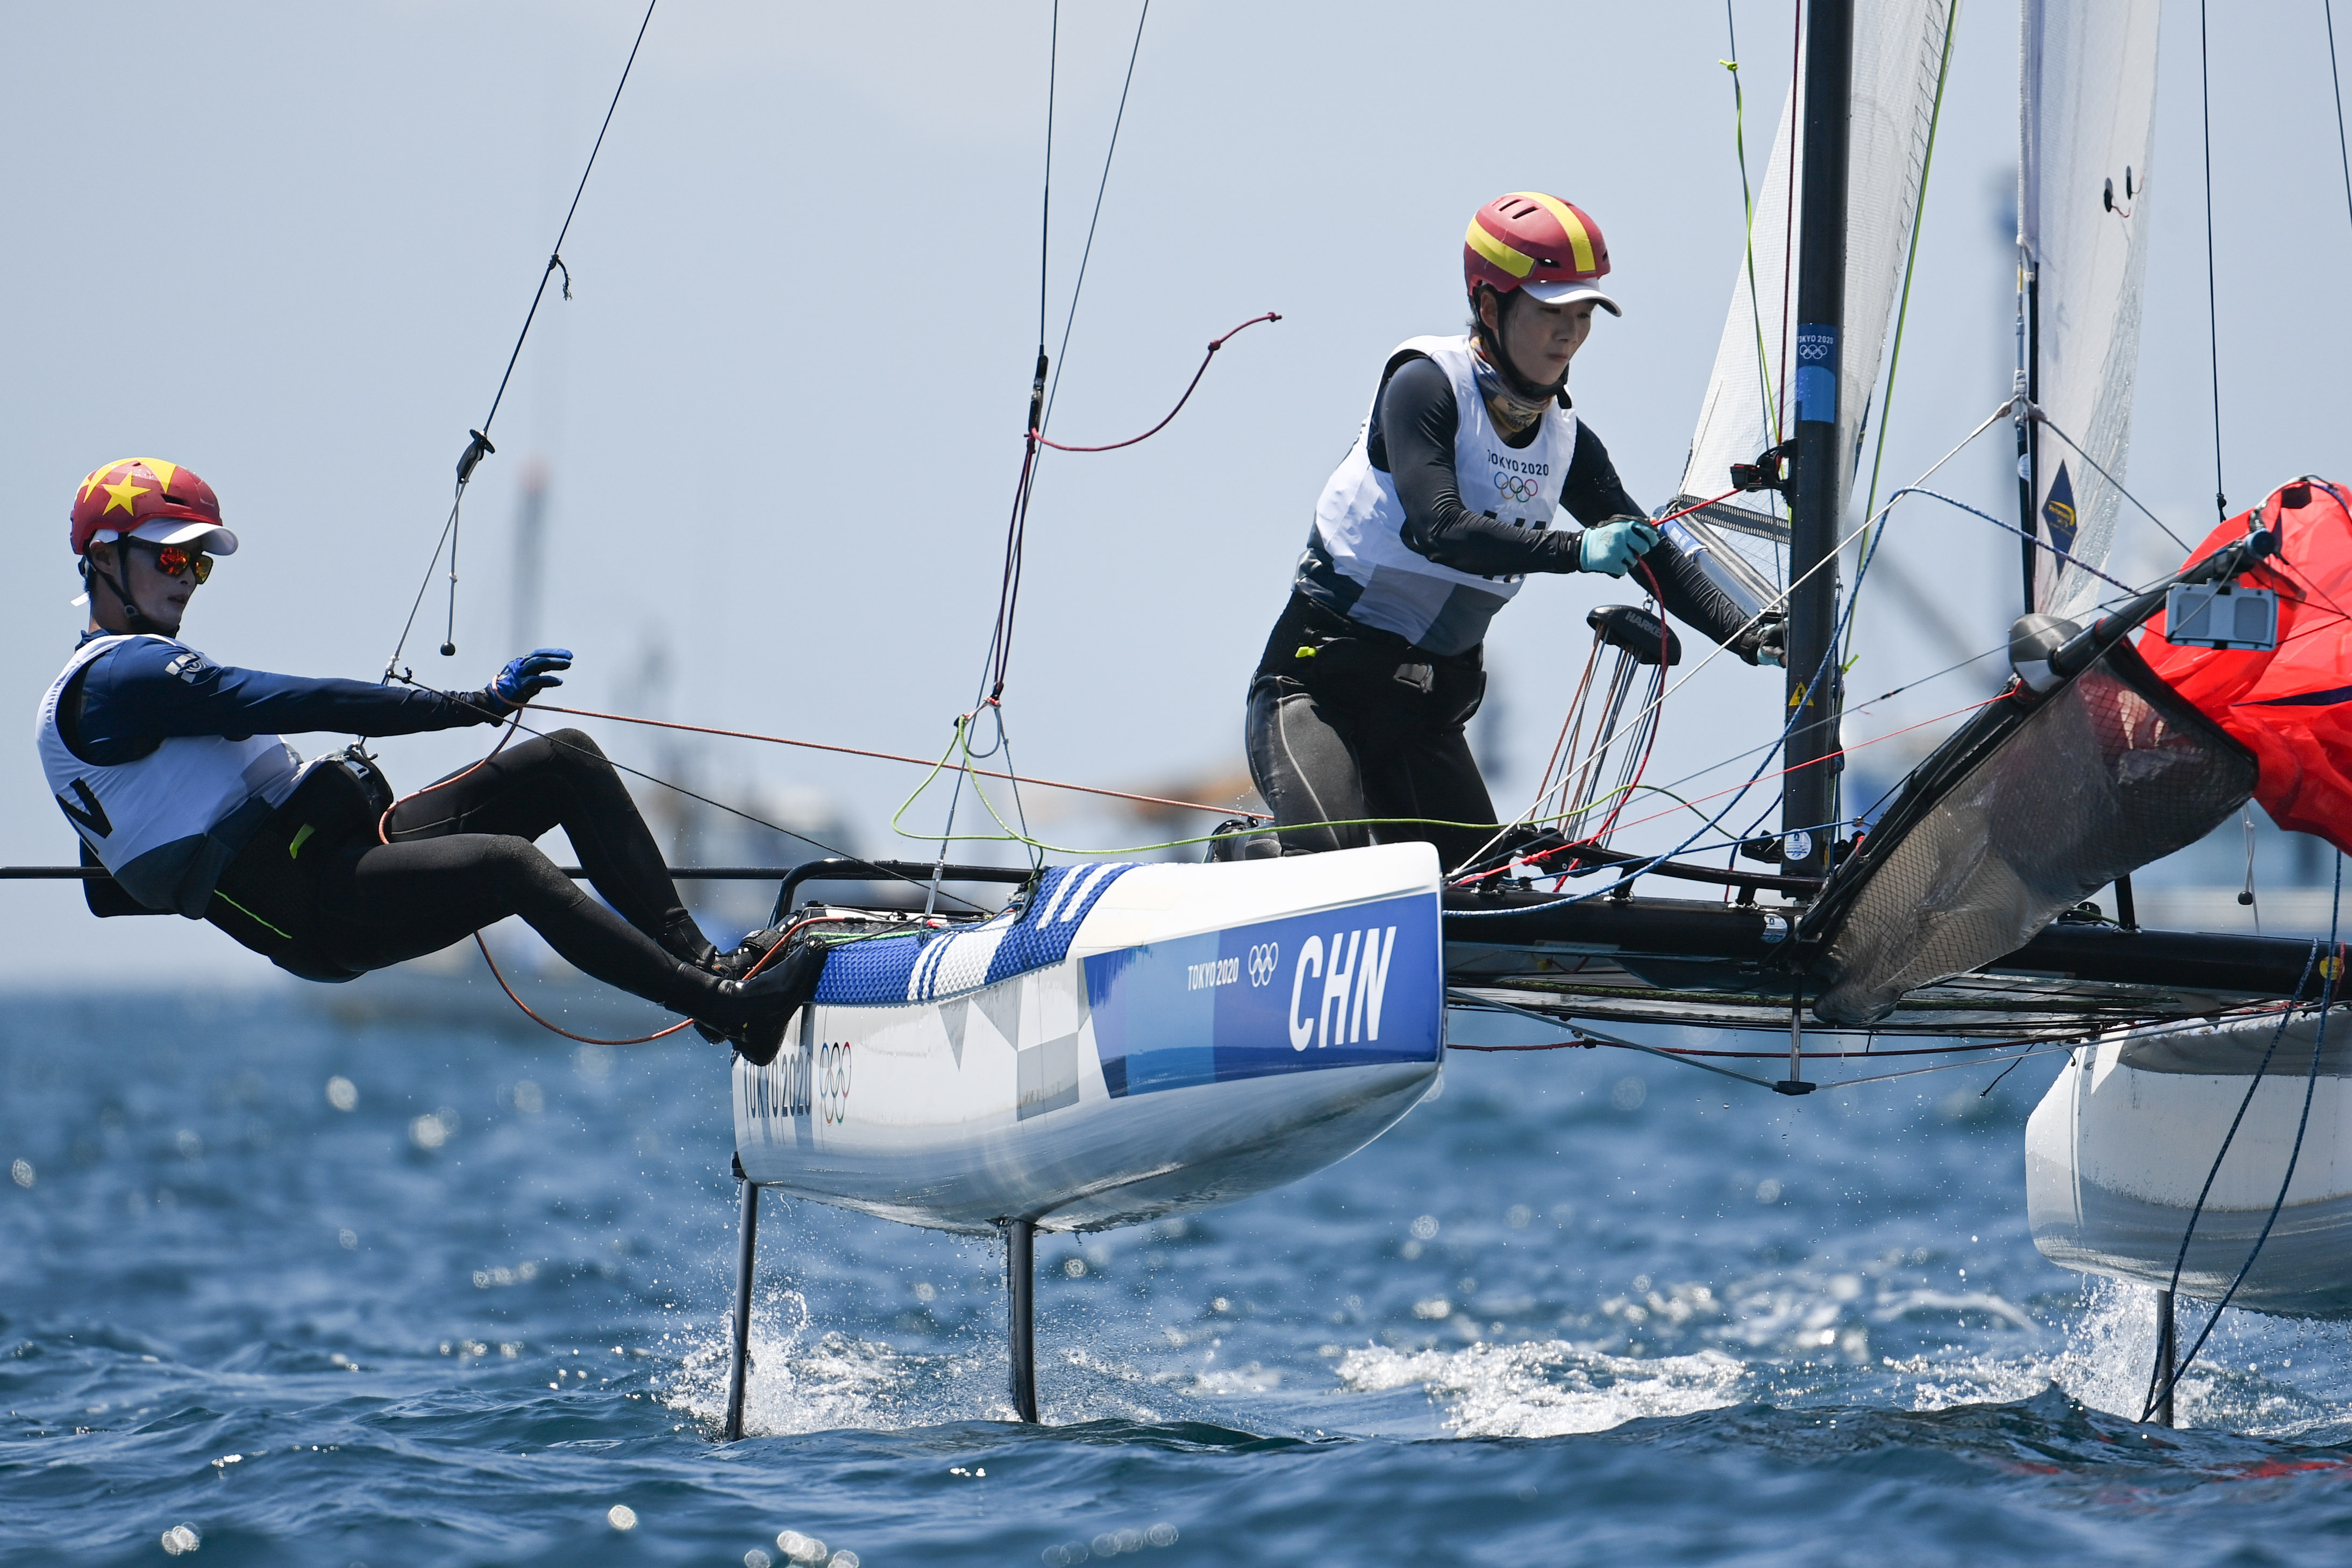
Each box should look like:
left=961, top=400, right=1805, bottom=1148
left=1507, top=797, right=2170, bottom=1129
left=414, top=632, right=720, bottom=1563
left=1244, top=602, right=1500, bottom=872
left=308, top=730, right=729, bottom=1017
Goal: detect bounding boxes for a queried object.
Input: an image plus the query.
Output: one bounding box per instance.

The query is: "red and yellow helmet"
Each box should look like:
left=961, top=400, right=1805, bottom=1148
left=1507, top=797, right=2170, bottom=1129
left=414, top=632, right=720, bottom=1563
left=69, top=458, right=237, bottom=558
left=1463, top=193, right=1621, bottom=316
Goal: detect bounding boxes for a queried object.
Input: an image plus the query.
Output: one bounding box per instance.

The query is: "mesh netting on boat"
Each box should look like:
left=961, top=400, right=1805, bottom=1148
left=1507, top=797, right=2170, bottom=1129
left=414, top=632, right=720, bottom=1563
left=1807, top=640, right=2257, bottom=1025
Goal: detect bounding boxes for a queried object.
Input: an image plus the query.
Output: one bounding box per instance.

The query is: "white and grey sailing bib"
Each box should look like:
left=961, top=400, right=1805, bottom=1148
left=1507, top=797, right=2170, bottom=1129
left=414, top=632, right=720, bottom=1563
left=34, top=635, right=305, bottom=915
left=1310, top=334, right=1578, bottom=654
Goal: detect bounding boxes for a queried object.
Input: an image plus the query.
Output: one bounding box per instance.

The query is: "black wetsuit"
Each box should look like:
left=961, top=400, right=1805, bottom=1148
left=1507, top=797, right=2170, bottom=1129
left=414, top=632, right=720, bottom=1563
left=58, top=636, right=744, bottom=1020
left=1246, top=354, right=1757, bottom=871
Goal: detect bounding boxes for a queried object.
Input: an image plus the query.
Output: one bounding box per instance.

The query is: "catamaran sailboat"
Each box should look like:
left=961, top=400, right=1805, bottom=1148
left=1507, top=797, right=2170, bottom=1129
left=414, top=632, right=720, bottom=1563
left=711, top=0, right=2352, bottom=1435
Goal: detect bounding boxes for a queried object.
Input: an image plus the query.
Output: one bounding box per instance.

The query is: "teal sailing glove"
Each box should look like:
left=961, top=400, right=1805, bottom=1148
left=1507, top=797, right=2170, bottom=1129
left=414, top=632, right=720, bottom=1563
left=1578, top=517, right=1661, bottom=576
left=1730, top=614, right=1787, bottom=667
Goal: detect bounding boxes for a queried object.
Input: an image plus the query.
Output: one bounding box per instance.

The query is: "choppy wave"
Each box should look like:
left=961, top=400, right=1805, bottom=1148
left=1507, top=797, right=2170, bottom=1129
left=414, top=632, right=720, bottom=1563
left=10, top=993, right=2352, bottom=1565
left=1335, top=1340, right=1749, bottom=1436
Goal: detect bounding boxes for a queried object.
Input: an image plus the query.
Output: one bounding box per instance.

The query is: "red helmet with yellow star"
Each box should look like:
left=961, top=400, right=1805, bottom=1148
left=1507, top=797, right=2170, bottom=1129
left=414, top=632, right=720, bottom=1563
left=69, top=458, right=238, bottom=559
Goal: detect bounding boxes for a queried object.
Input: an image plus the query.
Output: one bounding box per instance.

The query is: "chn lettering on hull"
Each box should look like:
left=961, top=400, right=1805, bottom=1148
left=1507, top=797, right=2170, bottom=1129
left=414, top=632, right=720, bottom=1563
left=1084, top=890, right=1439, bottom=1099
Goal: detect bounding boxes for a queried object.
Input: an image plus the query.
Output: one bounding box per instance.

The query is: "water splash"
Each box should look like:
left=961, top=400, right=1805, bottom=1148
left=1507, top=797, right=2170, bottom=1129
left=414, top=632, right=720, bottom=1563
left=1335, top=1341, right=1748, bottom=1437
left=665, top=1288, right=995, bottom=1436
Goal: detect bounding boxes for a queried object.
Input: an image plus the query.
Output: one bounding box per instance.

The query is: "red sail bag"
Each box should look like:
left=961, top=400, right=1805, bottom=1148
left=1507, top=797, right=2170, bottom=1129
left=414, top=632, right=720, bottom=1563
left=2140, top=479, right=2352, bottom=854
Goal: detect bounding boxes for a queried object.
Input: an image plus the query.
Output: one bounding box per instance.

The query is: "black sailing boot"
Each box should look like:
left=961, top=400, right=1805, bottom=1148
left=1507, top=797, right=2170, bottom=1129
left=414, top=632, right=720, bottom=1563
left=661, top=908, right=719, bottom=972
left=729, top=941, right=828, bottom=1067
left=692, top=924, right=791, bottom=1044
left=713, top=924, right=786, bottom=980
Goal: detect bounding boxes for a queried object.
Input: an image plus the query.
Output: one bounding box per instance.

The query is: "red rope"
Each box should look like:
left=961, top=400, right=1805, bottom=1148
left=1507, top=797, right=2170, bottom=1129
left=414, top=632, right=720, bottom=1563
left=530, top=702, right=1266, bottom=819
left=469, top=913, right=823, bottom=1049
left=1030, top=312, right=1280, bottom=452
left=473, top=931, right=698, bottom=1046
left=1450, top=691, right=2008, bottom=888
left=373, top=700, right=819, bottom=1047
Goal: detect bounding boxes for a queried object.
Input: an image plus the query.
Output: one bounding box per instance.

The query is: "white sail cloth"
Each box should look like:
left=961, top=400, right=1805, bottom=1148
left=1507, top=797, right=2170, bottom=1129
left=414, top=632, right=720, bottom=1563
left=1674, top=0, right=1955, bottom=555
left=2023, top=0, right=2162, bottom=618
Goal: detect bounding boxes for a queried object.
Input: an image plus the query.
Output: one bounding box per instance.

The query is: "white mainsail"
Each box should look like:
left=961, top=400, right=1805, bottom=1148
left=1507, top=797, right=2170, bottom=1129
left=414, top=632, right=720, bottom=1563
left=1669, top=2, right=1955, bottom=607
left=2022, top=0, right=2162, bottom=618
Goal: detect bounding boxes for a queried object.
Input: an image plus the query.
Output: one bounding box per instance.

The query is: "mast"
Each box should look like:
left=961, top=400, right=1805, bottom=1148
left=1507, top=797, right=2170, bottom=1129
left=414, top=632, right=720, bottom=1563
left=2015, top=255, right=2040, bottom=611
left=1784, top=0, right=1853, bottom=879
left=2015, top=0, right=2043, bottom=613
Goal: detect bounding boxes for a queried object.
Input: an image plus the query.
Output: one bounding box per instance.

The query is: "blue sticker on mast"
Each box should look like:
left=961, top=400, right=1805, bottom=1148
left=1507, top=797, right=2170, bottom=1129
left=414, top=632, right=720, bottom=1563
left=1795, top=324, right=1838, bottom=425
left=1084, top=891, right=1443, bottom=1097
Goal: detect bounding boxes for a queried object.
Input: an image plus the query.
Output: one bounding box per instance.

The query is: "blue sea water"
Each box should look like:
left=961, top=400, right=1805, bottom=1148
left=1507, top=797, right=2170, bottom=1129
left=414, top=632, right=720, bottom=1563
left=8, top=987, right=2352, bottom=1566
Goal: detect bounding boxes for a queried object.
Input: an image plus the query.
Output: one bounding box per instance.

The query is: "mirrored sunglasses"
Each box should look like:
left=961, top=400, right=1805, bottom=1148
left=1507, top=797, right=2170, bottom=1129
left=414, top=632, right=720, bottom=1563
left=136, top=541, right=213, bottom=583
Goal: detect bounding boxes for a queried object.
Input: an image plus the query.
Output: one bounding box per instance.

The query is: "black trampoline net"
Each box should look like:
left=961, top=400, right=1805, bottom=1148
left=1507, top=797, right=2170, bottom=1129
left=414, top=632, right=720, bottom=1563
left=1810, top=642, right=2257, bottom=1025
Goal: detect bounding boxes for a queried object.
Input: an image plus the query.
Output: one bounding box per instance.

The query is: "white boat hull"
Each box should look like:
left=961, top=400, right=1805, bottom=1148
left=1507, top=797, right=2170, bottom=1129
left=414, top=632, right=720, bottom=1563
left=733, top=844, right=1445, bottom=1234
left=2025, top=1009, right=2352, bottom=1318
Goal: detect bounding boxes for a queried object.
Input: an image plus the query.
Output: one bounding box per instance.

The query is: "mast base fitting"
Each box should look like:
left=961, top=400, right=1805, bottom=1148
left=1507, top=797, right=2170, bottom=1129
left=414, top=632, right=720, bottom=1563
left=1772, top=1079, right=1818, bottom=1096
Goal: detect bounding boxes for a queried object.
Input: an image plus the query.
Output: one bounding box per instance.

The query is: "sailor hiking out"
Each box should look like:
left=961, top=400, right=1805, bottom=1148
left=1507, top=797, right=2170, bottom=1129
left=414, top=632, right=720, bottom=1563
left=34, top=458, right=819, bottom=1058
left=1246, top=192, right=1782, bottom=871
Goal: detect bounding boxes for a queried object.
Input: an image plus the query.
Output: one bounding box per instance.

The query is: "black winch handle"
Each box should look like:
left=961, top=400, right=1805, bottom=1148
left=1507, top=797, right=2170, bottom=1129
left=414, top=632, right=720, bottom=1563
left=2049, top=526, right=2280, bottom=682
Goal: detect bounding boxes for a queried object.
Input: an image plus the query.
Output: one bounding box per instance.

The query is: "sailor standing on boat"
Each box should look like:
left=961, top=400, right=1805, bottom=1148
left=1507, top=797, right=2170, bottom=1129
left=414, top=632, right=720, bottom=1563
left=34, top=458, right=817, bottom=1054
left=1246, top=193, right=1779, bottom=870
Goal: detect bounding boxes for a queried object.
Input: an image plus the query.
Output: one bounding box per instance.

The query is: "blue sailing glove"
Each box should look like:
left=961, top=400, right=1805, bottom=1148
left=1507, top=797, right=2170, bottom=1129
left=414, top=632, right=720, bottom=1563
left=1578, top=517, right=1662, bottom=576
left=491, top=647, right=572, bottom=707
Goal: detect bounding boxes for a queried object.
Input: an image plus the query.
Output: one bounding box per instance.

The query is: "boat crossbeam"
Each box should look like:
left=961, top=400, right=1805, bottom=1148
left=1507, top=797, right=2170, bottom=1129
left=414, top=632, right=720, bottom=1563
left=723, top=1172, right=760, bottom=1442
left=1004, top=1217, right=1040, bottom=1423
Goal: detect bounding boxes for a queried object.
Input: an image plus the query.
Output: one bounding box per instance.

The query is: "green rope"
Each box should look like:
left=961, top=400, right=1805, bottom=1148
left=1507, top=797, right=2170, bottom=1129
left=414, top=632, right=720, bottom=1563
left=1722, top=11, right=1780, bottom=455
left=887, top=713, right=1719, bottom=861
left=211, top=890, right=291, bottom=941
left=1850, top=0, right=1961, bottom=666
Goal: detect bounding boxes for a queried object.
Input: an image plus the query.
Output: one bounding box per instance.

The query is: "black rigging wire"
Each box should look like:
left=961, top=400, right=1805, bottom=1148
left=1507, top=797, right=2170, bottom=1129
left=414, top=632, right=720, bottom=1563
left=384, top=0, right=660, bottom=679
left=972, top=0, right=1061, bottom=716
left=2328, top=1, right=2352, bottom=233
left=391, top=683, right=992, bottom=915
left=2199, top=0, right=2229, bottom=526
left=1042, top=0, right=1151, bottom=431
left=2141, top=857, right=2343, bottom=1423
left=933, top=0, right=1067, bottom=897
left=1039, top=1, right=1058, bottom=349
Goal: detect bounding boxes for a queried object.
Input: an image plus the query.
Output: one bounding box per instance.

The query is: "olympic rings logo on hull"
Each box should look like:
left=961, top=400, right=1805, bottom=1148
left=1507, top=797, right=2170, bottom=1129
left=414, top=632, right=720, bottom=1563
left=1246, top=942, right=1281, bottom=987
left=816, top=1040, right=852, bottom=1125
left=1493, top=473, right=1542, bottom=503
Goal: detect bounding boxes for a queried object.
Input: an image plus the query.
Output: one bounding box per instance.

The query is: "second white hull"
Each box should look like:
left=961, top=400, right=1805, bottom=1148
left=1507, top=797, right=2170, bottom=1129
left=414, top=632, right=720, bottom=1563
left=2025, top=1009, right=2352, bottom=1318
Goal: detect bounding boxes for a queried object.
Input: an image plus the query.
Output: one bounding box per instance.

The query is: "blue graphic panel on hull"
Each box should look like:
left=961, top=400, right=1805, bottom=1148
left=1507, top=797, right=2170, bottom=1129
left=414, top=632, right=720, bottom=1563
left=812, top=863, right=1137, bottom=1007
left=1084, top=891, right=1443, bottom=1097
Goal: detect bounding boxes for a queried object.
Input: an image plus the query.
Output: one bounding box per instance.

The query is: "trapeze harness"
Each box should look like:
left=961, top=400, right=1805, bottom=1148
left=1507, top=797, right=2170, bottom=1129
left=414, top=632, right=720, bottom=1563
left=39, top=633, right=406, bottom=980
